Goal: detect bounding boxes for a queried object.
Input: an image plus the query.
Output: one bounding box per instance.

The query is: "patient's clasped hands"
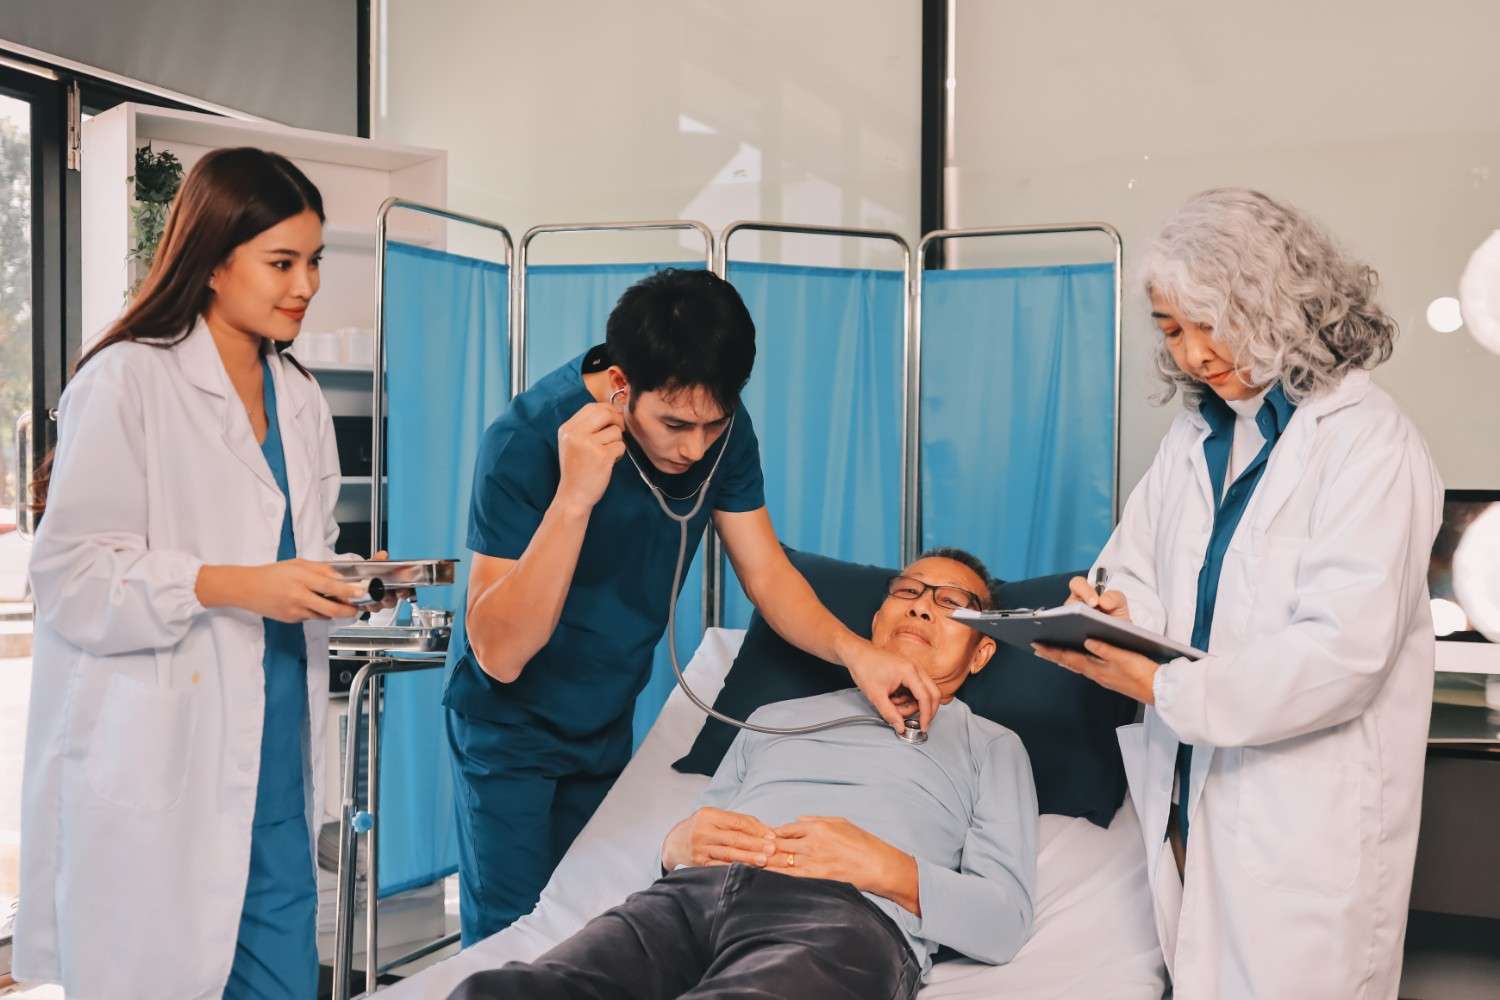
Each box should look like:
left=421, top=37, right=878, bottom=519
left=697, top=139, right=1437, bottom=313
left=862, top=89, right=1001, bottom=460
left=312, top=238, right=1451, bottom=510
left=661, top=806, right=922, bottom=916
left=662, top=806, right=776, bottom=869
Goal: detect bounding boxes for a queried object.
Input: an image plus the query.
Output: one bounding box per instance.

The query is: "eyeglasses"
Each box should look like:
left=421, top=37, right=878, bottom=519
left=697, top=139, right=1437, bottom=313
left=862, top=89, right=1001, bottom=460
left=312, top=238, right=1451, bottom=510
left=886, top=575, right=984, bottom=613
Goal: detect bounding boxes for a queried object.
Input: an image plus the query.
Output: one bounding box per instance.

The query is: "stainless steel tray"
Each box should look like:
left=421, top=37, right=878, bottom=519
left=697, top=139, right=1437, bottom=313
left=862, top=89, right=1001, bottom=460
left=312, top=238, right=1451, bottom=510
left=326, top=559, right=457, bottom=588
left=328, top=624, right=451, bottom=653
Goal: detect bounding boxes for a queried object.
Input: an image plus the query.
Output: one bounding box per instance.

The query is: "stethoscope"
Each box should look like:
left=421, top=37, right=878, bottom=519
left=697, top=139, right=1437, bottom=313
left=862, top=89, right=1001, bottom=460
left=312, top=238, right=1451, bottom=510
left=611, top=387, right=922, bottom=744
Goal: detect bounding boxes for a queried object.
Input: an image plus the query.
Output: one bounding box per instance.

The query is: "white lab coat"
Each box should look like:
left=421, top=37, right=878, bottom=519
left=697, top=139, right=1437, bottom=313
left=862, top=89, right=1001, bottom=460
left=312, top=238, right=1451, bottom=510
left=14, top=319, right=345, bottom=999
left=1101, top=371, right=1443, bottom=1000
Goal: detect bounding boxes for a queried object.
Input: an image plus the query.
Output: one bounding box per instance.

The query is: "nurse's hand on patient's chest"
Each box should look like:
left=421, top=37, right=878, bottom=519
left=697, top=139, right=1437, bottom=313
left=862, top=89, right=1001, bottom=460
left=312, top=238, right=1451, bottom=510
left=557, top=402, right=626, bottom=514
left=845, top=643, right=940, bottom=734
left=661, top=807, right=777, bottom=870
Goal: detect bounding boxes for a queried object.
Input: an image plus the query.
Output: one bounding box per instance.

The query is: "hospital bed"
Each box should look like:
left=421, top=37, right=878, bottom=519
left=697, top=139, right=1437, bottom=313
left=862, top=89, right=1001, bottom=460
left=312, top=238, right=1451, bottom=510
left=382, top=628, right=1167, bottom=999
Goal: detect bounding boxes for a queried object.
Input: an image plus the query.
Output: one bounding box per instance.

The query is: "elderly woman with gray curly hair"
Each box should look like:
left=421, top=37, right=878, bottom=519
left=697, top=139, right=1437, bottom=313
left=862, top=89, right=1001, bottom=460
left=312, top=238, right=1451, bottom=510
left=1032, top=188, right=1443, bottom=998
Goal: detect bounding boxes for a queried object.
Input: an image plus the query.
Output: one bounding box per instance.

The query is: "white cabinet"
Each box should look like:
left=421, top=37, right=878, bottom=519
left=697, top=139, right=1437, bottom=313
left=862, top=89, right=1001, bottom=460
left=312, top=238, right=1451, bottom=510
left=80, top=103, right=447, bottom=543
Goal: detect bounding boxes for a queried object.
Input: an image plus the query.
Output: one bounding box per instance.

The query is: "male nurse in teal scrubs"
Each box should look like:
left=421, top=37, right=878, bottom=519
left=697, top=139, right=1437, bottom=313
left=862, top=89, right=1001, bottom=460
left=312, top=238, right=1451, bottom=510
left=445, top=268, right=940, bottom=945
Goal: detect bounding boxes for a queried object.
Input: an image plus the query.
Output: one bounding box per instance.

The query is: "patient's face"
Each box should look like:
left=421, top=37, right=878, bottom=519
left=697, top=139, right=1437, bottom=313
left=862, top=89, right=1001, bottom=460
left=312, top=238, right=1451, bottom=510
left=870, top=557, right=996, bottom=702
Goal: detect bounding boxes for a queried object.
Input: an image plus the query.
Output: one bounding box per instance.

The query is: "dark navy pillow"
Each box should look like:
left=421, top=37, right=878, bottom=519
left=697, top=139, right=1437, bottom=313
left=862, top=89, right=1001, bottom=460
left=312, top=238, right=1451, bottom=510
left=671, top=549, right=1136, bottom=827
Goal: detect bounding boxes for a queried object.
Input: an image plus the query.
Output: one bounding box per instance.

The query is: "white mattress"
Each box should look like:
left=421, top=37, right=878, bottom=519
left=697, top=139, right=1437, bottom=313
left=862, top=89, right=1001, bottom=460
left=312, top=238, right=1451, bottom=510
left=385, top=628, right=1166, bottom=999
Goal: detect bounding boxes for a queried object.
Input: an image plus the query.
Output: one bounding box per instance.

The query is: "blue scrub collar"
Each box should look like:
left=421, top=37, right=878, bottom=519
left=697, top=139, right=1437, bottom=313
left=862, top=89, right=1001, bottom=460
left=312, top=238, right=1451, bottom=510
left=1200, top=382, right=1296, bottom=441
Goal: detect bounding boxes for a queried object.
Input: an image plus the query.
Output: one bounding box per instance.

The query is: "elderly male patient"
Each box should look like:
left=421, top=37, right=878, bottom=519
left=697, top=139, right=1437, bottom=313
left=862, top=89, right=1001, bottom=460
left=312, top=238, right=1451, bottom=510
left=450, top=548, right=1039, bottom=1000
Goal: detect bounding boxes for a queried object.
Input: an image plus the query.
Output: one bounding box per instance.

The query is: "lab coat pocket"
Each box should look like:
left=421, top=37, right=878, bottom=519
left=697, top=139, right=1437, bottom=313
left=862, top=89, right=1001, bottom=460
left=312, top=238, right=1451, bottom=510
left=1247, top=535, right=1304, bottom=633
left=84, top=672, right=197, bottom=812
left=1237, top=745, right=1359, bottom=895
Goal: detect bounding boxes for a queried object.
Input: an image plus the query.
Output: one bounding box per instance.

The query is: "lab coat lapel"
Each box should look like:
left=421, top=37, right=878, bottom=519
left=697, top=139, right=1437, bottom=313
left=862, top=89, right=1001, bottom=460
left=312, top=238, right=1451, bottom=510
left=1184, top=410, right=1215, bottom=513
left=1178, top=409, right=1219, bottom=835
left=175, top=319, right=280, bottom=496
left=1245, top=373, right=1371, bottom=534
left=265, top=353, right=317, bottom=555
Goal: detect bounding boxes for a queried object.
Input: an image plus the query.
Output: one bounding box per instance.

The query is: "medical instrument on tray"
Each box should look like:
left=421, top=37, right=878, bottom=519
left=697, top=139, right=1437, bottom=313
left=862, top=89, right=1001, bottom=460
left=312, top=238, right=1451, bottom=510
left=620, top=399, right=904, bottom=741
left=348, top=578, right=386, bottom=607
left=323, top=558, right=457, bottom=608
left=327, top=558, right=457, bottom=588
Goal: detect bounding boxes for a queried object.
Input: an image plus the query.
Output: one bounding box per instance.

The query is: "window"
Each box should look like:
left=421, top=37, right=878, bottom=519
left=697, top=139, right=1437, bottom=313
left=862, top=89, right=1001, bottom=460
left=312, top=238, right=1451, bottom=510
left=0, top=51, right=205, bottom=952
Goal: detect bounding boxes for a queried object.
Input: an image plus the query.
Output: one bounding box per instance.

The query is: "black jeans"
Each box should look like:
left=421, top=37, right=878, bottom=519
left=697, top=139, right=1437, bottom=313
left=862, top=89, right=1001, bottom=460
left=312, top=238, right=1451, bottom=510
left=447, top=864, right=922, bottom=1000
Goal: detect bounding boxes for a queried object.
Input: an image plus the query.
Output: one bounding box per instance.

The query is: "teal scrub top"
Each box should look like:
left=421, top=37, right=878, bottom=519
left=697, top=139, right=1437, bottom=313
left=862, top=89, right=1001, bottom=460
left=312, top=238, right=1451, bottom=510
left=254, top=358, right=309, bottom=822
left=1176, top=383, right=1296, bottom=843
left=227, top=357, right=318, bottom=998
left=443, top=347, right=765, bottom=738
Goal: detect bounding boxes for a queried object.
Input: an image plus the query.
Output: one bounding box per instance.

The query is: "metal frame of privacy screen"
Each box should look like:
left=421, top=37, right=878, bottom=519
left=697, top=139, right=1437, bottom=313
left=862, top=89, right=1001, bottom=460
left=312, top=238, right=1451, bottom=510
left=911, top=224, right=1124, bottom=563
left=513, top=220, right=717, bottom=621
left=712, top=221, right=914, bottom=626
left=341, top=212, right=1124, bottom=998
left=513, top=221, right=716, bottom=395
left=369, top=197, right=517, bottom=555
left=334, top=197, right=514, bottom=1000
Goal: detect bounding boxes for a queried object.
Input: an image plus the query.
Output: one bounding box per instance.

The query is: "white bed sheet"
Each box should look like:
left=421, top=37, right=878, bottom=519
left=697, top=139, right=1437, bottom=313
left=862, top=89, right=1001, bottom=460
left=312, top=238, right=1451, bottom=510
left=385, top=628, right=1166, bottom=999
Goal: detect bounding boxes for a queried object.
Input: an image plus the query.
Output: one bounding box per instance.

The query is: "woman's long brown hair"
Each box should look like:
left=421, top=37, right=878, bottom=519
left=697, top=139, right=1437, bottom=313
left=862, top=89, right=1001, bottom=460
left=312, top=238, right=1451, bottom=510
left=30, top=147, right=325, bottom=515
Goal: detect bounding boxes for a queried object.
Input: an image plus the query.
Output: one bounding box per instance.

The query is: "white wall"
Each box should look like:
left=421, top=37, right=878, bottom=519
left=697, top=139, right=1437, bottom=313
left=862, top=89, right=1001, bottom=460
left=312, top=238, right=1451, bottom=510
left=375, top=0, right=919, bottom=269
left=951, top=0, right=1500, bottom=493
left=2, top=1, right=356, bottom=133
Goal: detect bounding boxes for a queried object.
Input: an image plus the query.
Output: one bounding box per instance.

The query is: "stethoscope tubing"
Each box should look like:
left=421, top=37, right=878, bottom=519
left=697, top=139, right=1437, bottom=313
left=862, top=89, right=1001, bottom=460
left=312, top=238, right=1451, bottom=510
left=608, top=388, right=890, bottom=738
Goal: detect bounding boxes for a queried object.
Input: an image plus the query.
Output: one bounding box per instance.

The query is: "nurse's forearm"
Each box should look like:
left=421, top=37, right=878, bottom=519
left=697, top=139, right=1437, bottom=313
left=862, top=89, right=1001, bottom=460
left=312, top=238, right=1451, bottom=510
left=744, top=559, right=861, bottom=667
left=717, top=510, right=874, bottom=679
left=467, top=499, right=592, bottom=683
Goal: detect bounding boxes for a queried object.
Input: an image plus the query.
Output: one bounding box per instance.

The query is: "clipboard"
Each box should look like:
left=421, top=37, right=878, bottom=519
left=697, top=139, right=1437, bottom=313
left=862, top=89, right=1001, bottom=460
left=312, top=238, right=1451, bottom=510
left=951, top=604, right=1206, bottom=663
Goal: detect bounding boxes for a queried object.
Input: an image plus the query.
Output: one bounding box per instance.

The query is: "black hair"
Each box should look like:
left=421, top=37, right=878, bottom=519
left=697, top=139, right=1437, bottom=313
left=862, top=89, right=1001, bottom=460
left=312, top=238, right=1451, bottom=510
left=605, top=268, right=756, bottom=415
left=917, top=546, right=998, bottom=610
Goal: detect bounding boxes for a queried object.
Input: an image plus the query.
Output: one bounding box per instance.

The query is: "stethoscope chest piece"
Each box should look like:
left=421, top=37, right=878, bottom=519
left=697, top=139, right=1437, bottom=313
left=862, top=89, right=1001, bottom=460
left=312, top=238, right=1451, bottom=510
left=897, top=718, right=928, bottom=745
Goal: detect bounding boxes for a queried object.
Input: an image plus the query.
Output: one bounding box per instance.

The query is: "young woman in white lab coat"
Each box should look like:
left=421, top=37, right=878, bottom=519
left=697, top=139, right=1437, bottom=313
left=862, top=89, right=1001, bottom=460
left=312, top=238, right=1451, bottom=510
left=14, top=148, right=372, bottom=999
left=1033, top=189, right=1443, bottom=998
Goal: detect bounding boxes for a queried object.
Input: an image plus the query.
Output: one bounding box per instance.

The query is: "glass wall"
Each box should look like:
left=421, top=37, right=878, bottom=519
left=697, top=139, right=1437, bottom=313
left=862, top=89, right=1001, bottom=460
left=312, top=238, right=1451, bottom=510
left=377, top=0, right=920, bottom=266
left=950, top=0, right=1500, bottom=492
left=0, top=85, right=32, bottom=941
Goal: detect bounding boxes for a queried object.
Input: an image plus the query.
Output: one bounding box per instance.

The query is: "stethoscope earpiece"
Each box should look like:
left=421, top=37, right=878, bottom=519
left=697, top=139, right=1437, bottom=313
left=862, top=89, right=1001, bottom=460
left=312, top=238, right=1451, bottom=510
left=609, top=387, right=628, bottom=411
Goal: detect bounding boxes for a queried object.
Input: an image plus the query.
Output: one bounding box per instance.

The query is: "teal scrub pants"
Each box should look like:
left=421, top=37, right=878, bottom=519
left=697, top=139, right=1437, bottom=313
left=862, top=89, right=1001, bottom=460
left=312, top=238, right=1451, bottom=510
left=447, top=708, right=632, bottom=946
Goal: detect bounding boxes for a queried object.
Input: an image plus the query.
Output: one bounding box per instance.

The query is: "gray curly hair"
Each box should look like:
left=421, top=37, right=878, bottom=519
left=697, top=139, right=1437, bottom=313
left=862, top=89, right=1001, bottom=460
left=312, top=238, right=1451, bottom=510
left=1142, top=188, right=1397, bottom=407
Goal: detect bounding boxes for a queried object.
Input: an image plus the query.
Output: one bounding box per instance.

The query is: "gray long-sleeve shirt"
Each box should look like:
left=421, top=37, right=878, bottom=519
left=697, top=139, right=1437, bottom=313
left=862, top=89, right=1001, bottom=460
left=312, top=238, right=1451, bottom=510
left=697, top=689, right=1039, bottom=976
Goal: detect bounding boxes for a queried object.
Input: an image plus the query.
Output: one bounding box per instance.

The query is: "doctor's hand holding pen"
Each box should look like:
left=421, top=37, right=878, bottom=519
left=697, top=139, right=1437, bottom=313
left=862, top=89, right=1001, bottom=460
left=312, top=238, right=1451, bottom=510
left=1064, top=568, right=1132, bottom=620
left=1033, top=567, right=1160, bottom=705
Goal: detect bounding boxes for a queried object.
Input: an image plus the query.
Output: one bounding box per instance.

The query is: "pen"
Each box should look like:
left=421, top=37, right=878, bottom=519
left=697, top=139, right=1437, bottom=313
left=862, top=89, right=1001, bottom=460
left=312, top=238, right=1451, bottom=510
left=1091, top=566, right=1109, bottom=598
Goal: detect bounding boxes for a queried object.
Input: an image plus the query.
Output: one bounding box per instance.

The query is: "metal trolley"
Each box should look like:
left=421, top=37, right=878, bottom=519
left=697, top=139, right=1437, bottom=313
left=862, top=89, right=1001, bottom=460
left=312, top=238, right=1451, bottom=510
left=330, top=639, right=454, bottom=1000
left=328, top=573, right=460, bottom=997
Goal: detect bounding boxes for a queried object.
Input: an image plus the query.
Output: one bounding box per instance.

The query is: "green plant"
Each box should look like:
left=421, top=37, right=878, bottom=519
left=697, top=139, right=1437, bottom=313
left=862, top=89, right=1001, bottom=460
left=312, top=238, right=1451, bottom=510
left=126, top=144, right=183, bottom=292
